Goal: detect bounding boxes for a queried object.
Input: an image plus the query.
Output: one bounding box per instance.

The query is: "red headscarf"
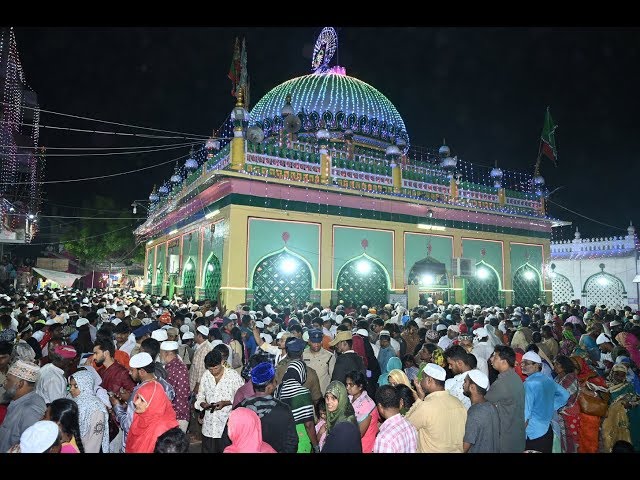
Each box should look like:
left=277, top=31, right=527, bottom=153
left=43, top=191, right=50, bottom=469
left=570, top=355, right=606, bottom=387
left=514, top=351, right=526, bottom=382
left=223, top=407, right=276, bottom=453
left=126, top=381, right=178, bottom=453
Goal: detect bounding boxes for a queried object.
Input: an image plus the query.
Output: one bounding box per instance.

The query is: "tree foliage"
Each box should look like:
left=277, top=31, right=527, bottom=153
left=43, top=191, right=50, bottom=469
left=62, top=196, right=143, bottom=266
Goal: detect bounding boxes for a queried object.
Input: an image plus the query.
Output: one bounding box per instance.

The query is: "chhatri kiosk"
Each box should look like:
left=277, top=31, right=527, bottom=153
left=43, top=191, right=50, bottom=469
left=136, top=28, right=557, bottom=310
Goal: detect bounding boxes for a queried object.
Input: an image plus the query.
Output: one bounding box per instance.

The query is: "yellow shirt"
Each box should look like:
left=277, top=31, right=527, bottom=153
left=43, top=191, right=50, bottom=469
left=405, top=390, right=467, bottom=453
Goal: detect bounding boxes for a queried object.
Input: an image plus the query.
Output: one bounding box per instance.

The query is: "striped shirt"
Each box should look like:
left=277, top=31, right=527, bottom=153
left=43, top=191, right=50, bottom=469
left=373, top=413, right=418, bottom=453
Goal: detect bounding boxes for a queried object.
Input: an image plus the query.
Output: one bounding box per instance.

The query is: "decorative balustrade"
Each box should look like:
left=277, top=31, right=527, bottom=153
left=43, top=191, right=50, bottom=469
left=551, top=235, right=637, bottom=257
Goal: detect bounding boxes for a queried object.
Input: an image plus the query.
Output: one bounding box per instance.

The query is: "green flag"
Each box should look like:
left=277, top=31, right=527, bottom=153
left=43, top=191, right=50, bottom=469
left=540, top=107, right=558, bottom=166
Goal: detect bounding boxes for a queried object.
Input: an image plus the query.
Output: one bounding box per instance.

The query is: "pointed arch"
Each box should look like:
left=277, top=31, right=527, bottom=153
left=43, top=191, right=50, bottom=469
left=513, top=262, right=543, bottom=307
left=551, top=272, right=574, bottom=304
left=202, top=252, right=222, bottom=301
left=407, top=256, right=449, bottom=289
left=251, top=247, right=314, bottom=307
left=336, top=253, right=390, bottom=308
left=466, top=260, right=501, bottom=307
left=182, top=258, right=196, bottom=300
left=582, top=270, right=626, bottom=308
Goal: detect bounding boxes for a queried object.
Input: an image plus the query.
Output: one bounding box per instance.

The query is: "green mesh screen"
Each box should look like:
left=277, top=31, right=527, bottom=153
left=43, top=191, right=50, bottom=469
left=204, top=256, right=222, bottom=301
left=337, top=259, right=389, bottom=308
left=466, top=268, right=500, bottom=307
left=252, top=252, right=312, bottom=307
left=513, top=266, right=542, bottom=307
left=182, top=260, right=196, bottom=300
left=154, top=264, right=163, bottom=296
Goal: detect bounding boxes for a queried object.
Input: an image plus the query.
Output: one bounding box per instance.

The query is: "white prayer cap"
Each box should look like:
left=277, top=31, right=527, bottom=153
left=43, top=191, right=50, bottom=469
left=335, top=314, right=344, bottom=323
left=111, top=318, right=122, bottom=326
left=436, top=324, right=447, bottom=331
left=596, top=333, right=612, bottom=345
left=379, top=330, right=391, bottom=337
left=27, top=302, right=34, bottom=309
left=160, top=341, right=179, bottom=351
left=263, top=317, right=272, bottom=325
left=182, top=331, right=195, bottom=340
left=467, top=369, right=490, bottom=390
left=276, top=331, right=289, bottom=340
left=196, top=325, right=210, bottom=337
left=45, top=318, right=57, bottom=325
left=522, top=351, right=542, bottom=364
left=356, top=328, right=369, bottom=337
left=447, top=324, right=460, bottom=333
left=302, top=331, right=309, bottom=342
left=229, top=313, right=238, bottom=320
left=422, top=363, right=446, bottom=381
left=205, top=310, right=215, bottom=317
left=82, top=297, right=89, bottom=304
left=161, top=325, right=172, bottom=330
left=261, top=333, right=273, bottom=344
left=129, top=352, right=153, bottom=368
left=151, top=329, right=168, bottom=342
left=255, top=321, right=264, bottom=329
left=180, top=324, right=190, bottom=334
left=114, top=305, right=125, bottom=312
left=20, top=421, right=60, bottom=453
left=96, top=308, right=107, bottom=315
left=474, top=327, right=488, bottom=339
left=76, top=318, right=89, bottom=328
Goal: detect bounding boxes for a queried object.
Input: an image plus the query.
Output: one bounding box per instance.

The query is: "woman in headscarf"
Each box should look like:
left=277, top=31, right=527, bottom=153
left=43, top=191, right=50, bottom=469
left=615, top=332, right=640, bottom=370
left=345, top=370, right=378, bottom=453
left=485, top=324, right=504, bottom=348
left=223, top=407, right=276, bottom=453
left=126, top=380, right=178, bottom=453
left=559, top=324, right=578, bottom=357
left=378, top=356, right=401, bottom=387
left=325, top=380, right=357, bottom=428
left=275, top=359, right=318, bottom=453
left=602, top=363, right=640, bottom=451
left=68, top=369, right=110, bottom=453
left=571, top=355, right=607, bottom=453
left=387, top=368, right=411, bottom=388
left=552, top=355, right=581, bottom=453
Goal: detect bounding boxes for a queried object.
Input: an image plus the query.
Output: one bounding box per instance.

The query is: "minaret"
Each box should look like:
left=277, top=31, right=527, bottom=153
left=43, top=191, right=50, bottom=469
left=230, top=88, right=247, bottom=172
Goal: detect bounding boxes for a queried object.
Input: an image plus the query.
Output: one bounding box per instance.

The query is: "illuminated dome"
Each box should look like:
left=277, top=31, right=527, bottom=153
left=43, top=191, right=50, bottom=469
left=250, top=72, right=409, bottom=146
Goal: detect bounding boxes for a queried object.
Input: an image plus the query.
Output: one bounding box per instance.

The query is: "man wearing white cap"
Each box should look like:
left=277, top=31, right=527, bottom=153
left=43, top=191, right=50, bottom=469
left=160, top=341, right=190, bottom=433
left=9, top=420, right=62, bottom=453
left=189, top=325, right=213, bottom=393
left=520, top=350, right=569, bottom=453
left=462, top=370, right=499, bottom=453
left=472, top=328, right=494, bottom=368
left=438, top=324, right=458, bottom=351
left=596, top=333, right=615, bottom=373
left=405, top=362, right=467, bottom=453
left=0, top=360, right=46, bottom=453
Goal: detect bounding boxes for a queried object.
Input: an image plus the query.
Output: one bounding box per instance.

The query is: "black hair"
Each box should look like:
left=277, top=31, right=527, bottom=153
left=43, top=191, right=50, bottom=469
left=213, top=343, right=229, bottom=360
left=208, top=328, right=222, bottom=341
left=526, top=343, right=539, bottom=354
left=204, top=349, right=222, bottom=368
left=336, top=324, right=349, bottom=332
left=493, top=345, right=516, bottom=367
left=444, top=345, right=471, bottom=365
left=288, top=324, right=303, bottom=334
left=314, top=397, right=326, bottom=418
left=554, top=354, right=576, bottom=374
left=345, top=370, right=368, bottom=389
left=0, top=340, right=12, bottom=356
left=394, top=383, right=416, bottom=410
left=405, top=320, right=418, bottom=330
left=141, top=338, right=160, bottom=359
left=93, top=338, right=115, bottom=358
left=48, top=398, right=85, bottom=453
left=611, top=440, right=635, bottom=453
left=154, top=427, right=189, bottom=453
left=375, top=384, right=400, bottom=409
left=402, top=353, right=417, bottom=367
left=467, top=352, right=477, bottom=369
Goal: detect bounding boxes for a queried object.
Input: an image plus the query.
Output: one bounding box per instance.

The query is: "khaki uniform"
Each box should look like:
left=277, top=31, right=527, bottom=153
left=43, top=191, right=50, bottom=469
left=303, top=347, right=335, bottom=395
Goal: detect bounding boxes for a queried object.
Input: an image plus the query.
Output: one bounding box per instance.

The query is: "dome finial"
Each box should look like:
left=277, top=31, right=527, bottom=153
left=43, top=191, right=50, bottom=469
left=235, top=87, right=244, bottom=108
left=574, top=227, right=581, bottom=239
left=628, top=221, right=635, bottom=236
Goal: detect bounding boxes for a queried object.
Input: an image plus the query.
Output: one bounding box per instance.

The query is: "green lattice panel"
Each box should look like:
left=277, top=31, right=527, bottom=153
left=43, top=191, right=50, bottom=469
left=204, top=256, right=222, bottom=301
left=466, top=273, right=500, bottom=307
left=183, top=260, right=196, bottom=300
left=154, top=265, right=163, bottom=296
left=337, top=260, right=389, bottom=308
left=168, top=274, right=177, bottom=300
left=253, top=252, right=312, bottom=307
left=513, top=267, right=542, bottom=307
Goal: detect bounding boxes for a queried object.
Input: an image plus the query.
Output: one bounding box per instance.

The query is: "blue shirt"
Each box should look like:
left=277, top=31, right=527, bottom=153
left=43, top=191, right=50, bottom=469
left=523, top=371, right=569, bottom=440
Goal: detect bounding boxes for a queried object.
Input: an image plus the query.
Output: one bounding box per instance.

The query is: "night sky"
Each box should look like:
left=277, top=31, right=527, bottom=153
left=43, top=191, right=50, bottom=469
left=11, top=27, right=640, bottom=244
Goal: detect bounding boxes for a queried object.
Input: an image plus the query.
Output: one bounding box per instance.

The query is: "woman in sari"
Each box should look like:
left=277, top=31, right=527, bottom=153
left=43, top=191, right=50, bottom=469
left=603, top=363, right=640, bottom=451
left=323, top=380, right=358, bottom=452
left=68, top=369, right=110, bottom=453
left=378, top=356, right=401, bottom=387
left=559, top=325, right=578, bottom=357
left=275, top=359, right=318, bottom=453
left=126, top=380, right=178, bottom=453
left=552, top=355, right=581, bottom=453
left=345, top=370, right=379, bottom=453
left=223, top=407, right=276, bottom=453
left=615, top=332, right=640, bottom=370
left=576, top=323, right=602, bottom=364
left=571, top=355, right=607, bottom=453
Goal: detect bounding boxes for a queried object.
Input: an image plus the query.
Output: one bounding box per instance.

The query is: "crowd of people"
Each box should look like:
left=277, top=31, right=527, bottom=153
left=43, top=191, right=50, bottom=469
left=0, top=287, right=639, bottom=453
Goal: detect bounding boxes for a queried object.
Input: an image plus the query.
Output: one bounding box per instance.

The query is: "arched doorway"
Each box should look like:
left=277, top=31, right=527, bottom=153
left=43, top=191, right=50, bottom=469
left=337, top=254, right=390, bottom=308
left=203, top=254, right=222, bottom=301
left=154, top=263, right=163, bottom=295
left=252, top=250, right=313, bottom=308
left=513, top=264, right=542, bottom=307
left=408, top=257, right=450, bottom=304
left=583, top=270, right=626, bottom=308
left=182, top=259, right=196, bottom=300
left=465, top=261, right=500, bottom=307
